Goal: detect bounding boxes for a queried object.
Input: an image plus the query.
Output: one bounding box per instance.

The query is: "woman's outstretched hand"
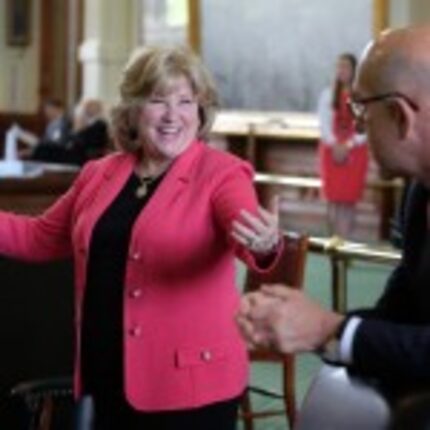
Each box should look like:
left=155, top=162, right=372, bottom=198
left=231, top=196, right=281, bottom=255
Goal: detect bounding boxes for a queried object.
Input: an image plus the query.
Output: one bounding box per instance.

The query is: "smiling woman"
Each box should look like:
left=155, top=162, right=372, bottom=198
left=77, top=44, right=283, bottom=429
left=111, top=45, right=218, bottom=155
left=136, top=76, right=199, bottom=166
left=0, top=44, right=284, bottom=430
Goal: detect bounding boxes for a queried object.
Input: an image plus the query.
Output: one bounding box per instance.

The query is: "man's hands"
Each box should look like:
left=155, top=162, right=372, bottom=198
left=236, top=285, right=345, bottom=354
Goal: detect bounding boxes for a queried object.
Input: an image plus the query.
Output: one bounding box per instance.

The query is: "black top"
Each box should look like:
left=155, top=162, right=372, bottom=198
left=81, top=170, right=164, bottom=397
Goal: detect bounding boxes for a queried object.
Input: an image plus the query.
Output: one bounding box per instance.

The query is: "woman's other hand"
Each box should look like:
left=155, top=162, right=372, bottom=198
left=231, top=196, right=281, bottom=255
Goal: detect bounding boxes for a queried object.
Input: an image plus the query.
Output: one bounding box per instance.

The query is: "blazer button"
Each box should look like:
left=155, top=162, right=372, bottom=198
left=130, top=252, right=141, bottom=261
left=201, top=350, right=212, bottom=362
left=129, top=288, right=142, bottom=299
left=129, top=326, right=142, bottom=337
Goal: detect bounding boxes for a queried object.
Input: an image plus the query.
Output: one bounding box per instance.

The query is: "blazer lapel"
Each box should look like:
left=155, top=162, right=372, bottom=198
left=80, top=153, right=135, bottom=251
left=78, top=141, right=204, bottom=254
left=130, top=140, right=204, bottom=237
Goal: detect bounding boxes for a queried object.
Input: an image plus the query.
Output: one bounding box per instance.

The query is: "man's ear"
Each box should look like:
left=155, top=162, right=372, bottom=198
left=389, top=98, right=415, bottom=140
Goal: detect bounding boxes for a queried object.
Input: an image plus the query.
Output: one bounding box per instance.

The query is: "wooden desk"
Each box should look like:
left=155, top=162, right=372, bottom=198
left=211, top=110, right=395, bottom=242
left=212, top=110, right=319, bottom=166
left=0, top=163, right=78, bottom=426
left=0, top=164, right=78, bottom=214
left=212, top=110, right=319, bottom=138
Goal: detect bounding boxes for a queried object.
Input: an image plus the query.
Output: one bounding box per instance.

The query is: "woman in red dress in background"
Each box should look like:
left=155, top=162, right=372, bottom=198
left=318, top=53, right=368, bottom=238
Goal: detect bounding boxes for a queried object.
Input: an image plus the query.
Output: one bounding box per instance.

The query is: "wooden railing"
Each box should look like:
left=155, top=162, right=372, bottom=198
left=253, top=174, right=402, bottom=312
left=254, top=172, right=404, bottom=241
left=255, top=172, right=404, bottom=192
left=308, top=236, right=401, bottom=312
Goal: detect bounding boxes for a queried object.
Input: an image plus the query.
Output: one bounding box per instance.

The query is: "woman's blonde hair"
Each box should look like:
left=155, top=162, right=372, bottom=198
left=111, top=45, right=219, bottom=153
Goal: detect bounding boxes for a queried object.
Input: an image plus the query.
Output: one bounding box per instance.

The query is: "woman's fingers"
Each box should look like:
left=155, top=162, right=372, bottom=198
left=240, top=210, right=268, bottom=234
left=231, top=196, right=281, bottom=254
left=231, top=230, right=251, bottom=247
left=232, top=219, right=258, bottom=240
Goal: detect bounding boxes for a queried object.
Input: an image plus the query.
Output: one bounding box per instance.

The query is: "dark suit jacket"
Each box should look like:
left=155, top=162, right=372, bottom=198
left=68, top=119, right=109, bottom=154
left=351, top=182, right=430, bottom=391
left=41, top=115, right=71, bottom=145
left=32, top=120, right=109, bottom=166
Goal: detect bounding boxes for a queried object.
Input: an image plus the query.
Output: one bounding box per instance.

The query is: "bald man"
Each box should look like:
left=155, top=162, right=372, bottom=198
left=237, top=26, right=430, bottom=396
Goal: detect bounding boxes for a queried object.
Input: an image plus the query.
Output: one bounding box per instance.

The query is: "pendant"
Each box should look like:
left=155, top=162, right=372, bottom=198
left=135, top=183, right=149, bottom=199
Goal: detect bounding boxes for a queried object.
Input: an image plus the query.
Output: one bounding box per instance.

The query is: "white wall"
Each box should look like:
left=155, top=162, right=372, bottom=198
left=389, top=0, right=430, bottom=27
left=389, top=0, right=412, bottom=27
left=201, top=0, right=373, bottom=112
left=408, top=0, right=430, bottom=24
left=0, top=0, right=40, bottom=113
left=79, top=0, right=139, bottom=105
left=1, top=0, right=428, bottom=114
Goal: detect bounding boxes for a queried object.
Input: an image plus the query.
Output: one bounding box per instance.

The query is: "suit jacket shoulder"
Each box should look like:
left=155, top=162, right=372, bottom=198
left=351, top=181, right=430, bottom=390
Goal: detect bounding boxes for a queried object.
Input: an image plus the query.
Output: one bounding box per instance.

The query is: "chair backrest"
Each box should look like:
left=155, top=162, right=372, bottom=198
left=244, top=231, right=309, bottom=293
left=10, top=376, right=73, bottom=430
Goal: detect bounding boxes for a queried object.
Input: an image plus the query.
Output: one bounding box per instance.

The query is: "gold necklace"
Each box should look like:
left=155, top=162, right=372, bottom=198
left=135, top=175, right=157, bottom=199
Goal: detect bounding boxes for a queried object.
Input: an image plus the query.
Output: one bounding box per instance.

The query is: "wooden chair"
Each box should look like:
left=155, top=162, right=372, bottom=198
left=240, top=231, right=309, bottom=430
left=10, top=376, right=73, bottom=430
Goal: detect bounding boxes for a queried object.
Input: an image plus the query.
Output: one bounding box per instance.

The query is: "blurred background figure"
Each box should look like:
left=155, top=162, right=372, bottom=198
left=317, top=53, right=368, bottom=239
left=15, top=98, right=109, bottom=166
left=66, top=98, right=110, bottom=164
left=15, top=98, right=71, bottom=159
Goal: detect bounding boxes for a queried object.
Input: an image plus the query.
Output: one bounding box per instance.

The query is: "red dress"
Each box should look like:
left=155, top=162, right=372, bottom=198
left=319, top=90, right=368, bottom=203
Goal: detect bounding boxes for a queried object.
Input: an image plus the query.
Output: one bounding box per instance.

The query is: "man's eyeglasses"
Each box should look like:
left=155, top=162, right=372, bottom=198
left=349, top=92, right=419, bottom=121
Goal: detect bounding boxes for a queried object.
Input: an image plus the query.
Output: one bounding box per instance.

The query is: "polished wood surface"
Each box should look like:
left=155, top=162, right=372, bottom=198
left=212, top=110, right=319, bottom=140
left=0, top=164, right=77, bottom=214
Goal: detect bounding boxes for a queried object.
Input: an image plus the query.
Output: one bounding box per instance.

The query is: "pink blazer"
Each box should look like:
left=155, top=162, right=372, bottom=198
left=0, top=141, right=278, bottom=411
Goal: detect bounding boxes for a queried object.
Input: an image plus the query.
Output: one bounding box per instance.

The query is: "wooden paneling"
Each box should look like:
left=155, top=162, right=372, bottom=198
left=0, top=0, right=84, bottom=149
left=188, top=0, right=201, bottom=53
left=40, top=0, right=69, bottom=103
left=0, top=170, right=77, bottom=214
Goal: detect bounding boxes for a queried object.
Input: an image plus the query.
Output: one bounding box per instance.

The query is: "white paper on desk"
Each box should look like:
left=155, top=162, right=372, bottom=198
left=0, top=126, right=25, bottom=176
left=5, top=126, right=18, bottom=161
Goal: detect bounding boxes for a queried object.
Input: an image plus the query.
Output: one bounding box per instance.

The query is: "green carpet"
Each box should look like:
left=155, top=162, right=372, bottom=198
left=236, top=253, right=393, bottom=429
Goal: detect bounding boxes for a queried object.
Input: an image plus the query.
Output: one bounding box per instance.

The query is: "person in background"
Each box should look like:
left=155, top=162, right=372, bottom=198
left=0, top=45, right=282, bottom=430
left=16, top=98, right=71, bottom=158
left=66, top=98, right=110, bottom=164
left=17, top=99, right=109, bottom=166
left=318, top=53, right=368, bottom=239
left=237, top=25, right=430, bottom=403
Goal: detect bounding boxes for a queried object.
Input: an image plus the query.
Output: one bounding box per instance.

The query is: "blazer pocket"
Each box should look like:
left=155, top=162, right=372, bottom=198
left=175, top=344, right=229, bottom=368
